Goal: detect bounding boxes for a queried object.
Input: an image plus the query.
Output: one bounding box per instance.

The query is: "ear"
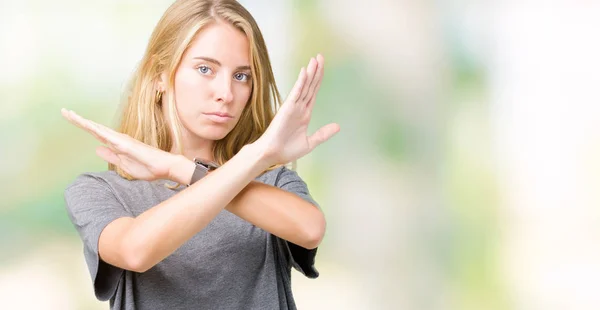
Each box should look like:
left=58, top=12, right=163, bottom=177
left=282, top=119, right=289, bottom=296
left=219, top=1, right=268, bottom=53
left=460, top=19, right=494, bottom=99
left=156, top=72, right=168, bottom=92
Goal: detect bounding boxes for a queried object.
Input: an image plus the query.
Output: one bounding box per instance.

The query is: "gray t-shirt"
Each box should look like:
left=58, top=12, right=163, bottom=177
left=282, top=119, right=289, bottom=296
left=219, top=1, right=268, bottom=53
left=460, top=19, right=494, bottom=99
left=64, top=166, right=319, bottom=310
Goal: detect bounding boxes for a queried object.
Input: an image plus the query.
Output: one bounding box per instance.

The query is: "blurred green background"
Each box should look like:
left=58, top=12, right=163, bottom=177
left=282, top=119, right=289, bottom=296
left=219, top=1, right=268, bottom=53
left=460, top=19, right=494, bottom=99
left=2, top=0, right=600, bottom=309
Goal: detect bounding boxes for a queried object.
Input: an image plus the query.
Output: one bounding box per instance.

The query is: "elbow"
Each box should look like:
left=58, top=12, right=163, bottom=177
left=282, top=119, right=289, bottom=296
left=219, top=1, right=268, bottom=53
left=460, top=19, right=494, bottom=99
left=125, top=254, right=151, bottom=273
left=301, top=213, right=326, bottom=250
left=122, top=238, right=153, bottom=273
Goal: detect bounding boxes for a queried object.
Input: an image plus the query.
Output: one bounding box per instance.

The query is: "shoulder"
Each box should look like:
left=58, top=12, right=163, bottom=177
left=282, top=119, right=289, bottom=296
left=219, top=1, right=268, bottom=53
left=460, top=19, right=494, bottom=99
left=263, top=165, right=319, bottom=206
left=64, top=170, right=154, bottom=203
left=66, top=170, right=164, bottom=191
left=256, top=165, right=312, bottom=192
left=65, top=170, right=124, bottom=193
left=256, top=165, right=305, bottom=187
left=63, top=171, right=122, bottom=207
left=63, top=171, right=135, bottom=232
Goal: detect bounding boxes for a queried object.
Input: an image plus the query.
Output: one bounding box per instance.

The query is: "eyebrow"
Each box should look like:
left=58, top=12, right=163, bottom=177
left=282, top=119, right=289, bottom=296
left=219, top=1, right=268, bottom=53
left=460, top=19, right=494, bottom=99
left=193, top=56, right=251, bottom=71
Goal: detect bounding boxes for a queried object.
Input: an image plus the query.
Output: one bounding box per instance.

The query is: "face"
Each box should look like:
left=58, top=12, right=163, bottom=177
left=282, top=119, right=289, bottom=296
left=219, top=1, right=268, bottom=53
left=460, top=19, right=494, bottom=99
left=164, top=21, right=252, bottom=146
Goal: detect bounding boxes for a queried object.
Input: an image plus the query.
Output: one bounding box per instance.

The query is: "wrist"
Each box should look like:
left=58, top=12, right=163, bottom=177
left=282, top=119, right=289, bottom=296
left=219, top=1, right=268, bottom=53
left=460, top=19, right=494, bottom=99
left=168, top=155, right=195, bottom=184
left=240, top=142, right=273, bottom=173
left=168, top=143, right=272, bottom=184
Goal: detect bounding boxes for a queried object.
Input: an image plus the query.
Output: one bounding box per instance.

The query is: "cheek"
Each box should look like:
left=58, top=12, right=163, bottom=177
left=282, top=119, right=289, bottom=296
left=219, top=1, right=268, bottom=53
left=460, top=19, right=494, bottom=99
left=233, top=84, right=252, bottom=108
left=173, top=69, right=209, bottom=113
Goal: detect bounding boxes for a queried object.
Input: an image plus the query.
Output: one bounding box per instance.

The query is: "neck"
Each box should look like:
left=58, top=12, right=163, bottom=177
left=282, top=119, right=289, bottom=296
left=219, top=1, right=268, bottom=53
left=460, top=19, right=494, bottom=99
left=171, top=136, right=215, bottom=162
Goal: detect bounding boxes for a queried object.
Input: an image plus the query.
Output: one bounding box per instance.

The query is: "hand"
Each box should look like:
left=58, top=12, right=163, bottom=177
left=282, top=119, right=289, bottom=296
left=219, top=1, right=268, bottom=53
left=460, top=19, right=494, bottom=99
left=61, top=108, right=192, bottom=182
left=253, top=54, right=340, bottom=166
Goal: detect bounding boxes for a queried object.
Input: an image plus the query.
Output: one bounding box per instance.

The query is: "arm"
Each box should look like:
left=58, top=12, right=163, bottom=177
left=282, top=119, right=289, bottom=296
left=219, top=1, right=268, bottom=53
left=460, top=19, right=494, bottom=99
left=169, top=156, right=325, bottom=251
left=102, top=157, right=323, bottom=274
left=99, top=144, right=268, bottom=273
left=226, top=180, right=325, bottom=249
left=63, top=54, right=338, bottom=273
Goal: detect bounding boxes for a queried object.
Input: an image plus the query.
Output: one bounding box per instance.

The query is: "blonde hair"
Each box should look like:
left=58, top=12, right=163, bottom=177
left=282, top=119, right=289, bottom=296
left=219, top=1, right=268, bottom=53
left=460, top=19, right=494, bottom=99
left=110, top=0, right=284, bottom=180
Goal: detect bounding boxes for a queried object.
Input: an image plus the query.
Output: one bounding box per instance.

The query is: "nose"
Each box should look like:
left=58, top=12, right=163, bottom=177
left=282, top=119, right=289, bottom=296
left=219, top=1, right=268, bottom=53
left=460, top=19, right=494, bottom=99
left=213, top=73, right=234, bottom=104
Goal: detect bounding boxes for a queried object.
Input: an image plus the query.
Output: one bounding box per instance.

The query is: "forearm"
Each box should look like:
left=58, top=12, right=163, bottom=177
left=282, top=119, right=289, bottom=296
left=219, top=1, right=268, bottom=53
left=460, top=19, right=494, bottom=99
left=124, top=144, right=269, bottom=272
left=226, top=181, right=325, bottom=249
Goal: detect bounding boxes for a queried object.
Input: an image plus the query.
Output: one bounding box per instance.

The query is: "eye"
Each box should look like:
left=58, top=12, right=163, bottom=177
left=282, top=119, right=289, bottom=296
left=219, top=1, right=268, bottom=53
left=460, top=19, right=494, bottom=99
left=197, top=65, right=212, bottom=75
left=234, top=72, right=250, bottom=82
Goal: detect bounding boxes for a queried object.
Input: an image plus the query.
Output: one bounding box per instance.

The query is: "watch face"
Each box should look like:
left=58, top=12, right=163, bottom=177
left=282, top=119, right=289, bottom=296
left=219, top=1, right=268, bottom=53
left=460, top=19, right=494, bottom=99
left=194, top=158, right=219, bottom=170
left=206, top=162, right=219, bottom=170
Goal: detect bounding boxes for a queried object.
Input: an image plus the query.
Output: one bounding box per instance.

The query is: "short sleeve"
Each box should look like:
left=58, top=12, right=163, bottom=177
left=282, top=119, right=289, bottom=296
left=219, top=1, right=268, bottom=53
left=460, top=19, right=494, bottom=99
left=64, top=173, right=133, bottom=301
left=274, top=167, right=321, bottom=279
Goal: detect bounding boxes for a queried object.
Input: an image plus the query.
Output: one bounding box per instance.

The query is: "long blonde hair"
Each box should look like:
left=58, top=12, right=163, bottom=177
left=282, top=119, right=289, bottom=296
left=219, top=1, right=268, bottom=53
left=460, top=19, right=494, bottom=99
left=110, top=0, right=283, bottom=180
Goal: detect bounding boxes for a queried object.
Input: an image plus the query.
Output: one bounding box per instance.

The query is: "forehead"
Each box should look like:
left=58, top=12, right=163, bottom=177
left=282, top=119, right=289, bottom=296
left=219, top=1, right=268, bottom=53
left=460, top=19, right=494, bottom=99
left=183, top=21, right=250, bottom=65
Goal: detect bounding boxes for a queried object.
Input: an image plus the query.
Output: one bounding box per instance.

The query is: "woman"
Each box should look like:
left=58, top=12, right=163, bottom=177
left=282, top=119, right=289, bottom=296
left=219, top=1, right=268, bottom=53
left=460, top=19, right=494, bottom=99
left=62, top=0, right=339, bottom=309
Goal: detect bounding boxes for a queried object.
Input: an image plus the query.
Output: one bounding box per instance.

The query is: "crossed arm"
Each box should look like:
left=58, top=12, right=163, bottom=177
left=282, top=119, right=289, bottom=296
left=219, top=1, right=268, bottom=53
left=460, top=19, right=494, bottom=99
left=98, top=146, right=325, bottom=273
left=63, top=55, right=337, bottom=273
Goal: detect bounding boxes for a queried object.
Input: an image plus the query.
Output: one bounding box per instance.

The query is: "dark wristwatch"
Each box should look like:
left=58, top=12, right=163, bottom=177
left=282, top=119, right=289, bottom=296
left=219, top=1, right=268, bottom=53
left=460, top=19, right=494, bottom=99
left=188, top=158, right=219, bottom=186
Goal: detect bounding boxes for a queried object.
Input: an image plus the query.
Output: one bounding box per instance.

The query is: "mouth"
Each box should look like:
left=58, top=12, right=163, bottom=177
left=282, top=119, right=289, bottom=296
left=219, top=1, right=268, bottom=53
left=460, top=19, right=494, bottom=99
left=203, top=112, right=233, bottom=123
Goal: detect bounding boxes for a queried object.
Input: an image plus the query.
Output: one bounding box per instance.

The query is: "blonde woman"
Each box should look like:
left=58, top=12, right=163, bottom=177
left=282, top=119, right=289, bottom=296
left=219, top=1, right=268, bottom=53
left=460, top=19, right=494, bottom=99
left=61, top=0, right=339, bottom=309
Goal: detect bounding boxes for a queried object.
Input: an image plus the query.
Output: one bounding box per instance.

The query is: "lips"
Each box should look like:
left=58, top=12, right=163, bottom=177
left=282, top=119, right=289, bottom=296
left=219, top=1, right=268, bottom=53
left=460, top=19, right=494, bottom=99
left=204, top=112, right=232, bottom=118
left=203, top=112, right=233, bottom=123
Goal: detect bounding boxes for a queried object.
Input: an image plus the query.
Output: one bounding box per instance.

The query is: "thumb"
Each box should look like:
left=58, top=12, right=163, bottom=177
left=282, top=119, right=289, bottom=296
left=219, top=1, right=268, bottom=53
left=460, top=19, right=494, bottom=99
left=307, top=123, right=340, bottom=151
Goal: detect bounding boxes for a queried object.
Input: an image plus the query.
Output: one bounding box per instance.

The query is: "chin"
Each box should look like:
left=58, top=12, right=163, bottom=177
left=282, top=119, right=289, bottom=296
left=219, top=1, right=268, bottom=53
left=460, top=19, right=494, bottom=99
left=195, top=128, right=232, bottom=141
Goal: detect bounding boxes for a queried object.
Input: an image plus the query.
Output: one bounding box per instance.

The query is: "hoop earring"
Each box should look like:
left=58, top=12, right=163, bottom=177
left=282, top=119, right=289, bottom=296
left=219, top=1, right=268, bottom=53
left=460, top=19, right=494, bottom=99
left=156, top=90, right=163, bottom=103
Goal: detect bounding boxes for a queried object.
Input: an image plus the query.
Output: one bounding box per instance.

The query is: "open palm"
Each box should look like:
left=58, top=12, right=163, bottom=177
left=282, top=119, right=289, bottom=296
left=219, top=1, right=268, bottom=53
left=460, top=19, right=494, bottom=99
left=61, top=108, right=180, bottom=181
left=256, top=54, right=340, bottom=166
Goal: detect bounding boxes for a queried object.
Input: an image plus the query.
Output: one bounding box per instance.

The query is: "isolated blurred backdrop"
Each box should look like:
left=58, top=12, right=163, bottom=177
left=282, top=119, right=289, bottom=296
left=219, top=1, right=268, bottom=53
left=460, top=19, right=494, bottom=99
left=1, top=0, right=600, bottom=309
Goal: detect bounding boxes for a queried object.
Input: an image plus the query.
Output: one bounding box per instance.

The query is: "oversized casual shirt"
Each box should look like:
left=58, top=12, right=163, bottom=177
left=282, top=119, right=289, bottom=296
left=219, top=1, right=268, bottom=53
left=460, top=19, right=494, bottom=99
left=64, top=166, right=319, bottom=310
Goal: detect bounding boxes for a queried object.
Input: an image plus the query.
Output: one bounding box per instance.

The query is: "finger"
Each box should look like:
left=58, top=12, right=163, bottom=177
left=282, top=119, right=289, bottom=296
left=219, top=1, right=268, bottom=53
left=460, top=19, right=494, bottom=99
left=86, top=117, right=118, bottom=136
left=66, top=110, right=101, bottom=137
left=86, top=119, right=121, bottom=145
left=300, top=58, right=318, bottom=102
left=68, top=110, right=102, bottom=134
left=68, top=110, right=124, bottom=147
left=306, top=54, right=325, bottom=111
left=287, top=67, right=307, bottom=103
left=61, top=108, right=89, bottom=132
left=60, top=108, right=71, bottom=121
left=64, top=109, right=153, bottom=165
left=307, top=123, right=340, bottom=151
left=93, top=123, right=153, bottom=163
left=98, top=137, right=152, bottom=170
left=96, top=145, right=121, bottom=166
left=80, top=113, right=148, bottom=161
left=75, top=115, right=111, bottom=143
left=302, top=56, right=322, bottom=102
left=62, top=109, right=109, bottom=144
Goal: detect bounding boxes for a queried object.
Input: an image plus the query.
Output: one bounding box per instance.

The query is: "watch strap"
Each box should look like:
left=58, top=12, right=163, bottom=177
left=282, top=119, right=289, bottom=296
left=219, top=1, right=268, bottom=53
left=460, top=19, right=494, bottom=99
left=188, top=158, right=219, bottom=186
